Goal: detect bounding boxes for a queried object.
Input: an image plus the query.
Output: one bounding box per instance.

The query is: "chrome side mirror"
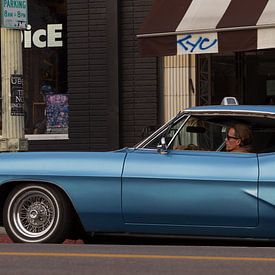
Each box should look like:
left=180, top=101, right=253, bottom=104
left=157, top=137, right=168, bottom=155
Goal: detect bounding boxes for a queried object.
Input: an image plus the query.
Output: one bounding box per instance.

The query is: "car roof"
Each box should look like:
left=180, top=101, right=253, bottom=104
left=185, top=105, right=275, bottom=116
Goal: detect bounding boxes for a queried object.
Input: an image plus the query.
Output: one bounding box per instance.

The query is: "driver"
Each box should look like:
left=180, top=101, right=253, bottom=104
left=225, top=123, right=253, bottom=153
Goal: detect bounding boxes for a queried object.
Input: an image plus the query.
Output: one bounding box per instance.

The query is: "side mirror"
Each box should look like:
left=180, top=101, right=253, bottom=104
left=157, top=137, right=168, bottom=155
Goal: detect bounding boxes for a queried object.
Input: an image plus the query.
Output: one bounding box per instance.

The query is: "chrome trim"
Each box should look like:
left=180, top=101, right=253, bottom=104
left=186, top=109, right=275, bottom=117
left=134, top=124, right=169, bottom=149
left=167, top=115, right=190, bottom=149
left=7, top=185, right=60, bottom=243
left=135, top=113, right=185, bottom=149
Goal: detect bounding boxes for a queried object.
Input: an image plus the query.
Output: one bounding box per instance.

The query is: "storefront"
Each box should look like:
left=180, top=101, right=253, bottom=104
left=23, top=0, right=68, bottom=137
left=0, top=0, right=69, bottom=150
left=0, top=0, right=161, bottom=151
left=9, top=0, right=275, bottom=152
left=139, top=0, right=275, bottom=117
left=197, top=49, right=275, bottom=105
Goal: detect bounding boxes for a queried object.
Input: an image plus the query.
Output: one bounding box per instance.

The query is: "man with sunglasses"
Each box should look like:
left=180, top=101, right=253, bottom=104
left=225, top=123, right=253, bottom=153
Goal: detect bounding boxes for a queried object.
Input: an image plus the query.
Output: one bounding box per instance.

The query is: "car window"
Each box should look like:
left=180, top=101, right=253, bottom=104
left=251, top=129, right=275, bottom=153
left=142, top=115, right=188, bottom=149
left=141, top=112, right=275, bottom=153
left=143, top=115, right=225, bottom=151
left=169, top=116, right=224, bottom=151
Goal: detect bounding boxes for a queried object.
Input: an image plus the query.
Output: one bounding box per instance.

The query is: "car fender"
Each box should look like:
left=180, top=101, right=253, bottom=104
left=0, top=151, right=128, bottom=232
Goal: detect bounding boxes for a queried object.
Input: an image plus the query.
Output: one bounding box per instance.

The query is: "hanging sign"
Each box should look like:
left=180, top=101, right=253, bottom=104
left=1, top=0, right=28, bottom=29
left=11, top=74, right=24, bottom=116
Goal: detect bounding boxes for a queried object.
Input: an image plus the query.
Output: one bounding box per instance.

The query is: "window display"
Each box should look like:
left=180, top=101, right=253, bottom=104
left=23, top=0, right=67, bottom=137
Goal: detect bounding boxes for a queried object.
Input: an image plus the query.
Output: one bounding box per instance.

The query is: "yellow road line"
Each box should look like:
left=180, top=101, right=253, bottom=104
left=0, top=252, right=275, bottom=262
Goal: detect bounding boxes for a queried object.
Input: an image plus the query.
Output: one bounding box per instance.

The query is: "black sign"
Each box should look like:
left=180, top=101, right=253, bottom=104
left=11, top=74, right=24, bottom=116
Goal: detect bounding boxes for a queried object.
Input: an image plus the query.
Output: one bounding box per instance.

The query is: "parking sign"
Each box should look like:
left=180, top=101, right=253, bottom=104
left=1, top=0, right=28, bottom=29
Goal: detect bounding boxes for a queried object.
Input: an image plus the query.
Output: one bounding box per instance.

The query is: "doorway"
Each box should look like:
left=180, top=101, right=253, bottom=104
left=197, top=49, right=275, bottom=106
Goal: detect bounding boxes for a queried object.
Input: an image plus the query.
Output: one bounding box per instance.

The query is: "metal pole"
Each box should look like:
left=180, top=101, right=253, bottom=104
left=0, top=28, right=28, bottom=151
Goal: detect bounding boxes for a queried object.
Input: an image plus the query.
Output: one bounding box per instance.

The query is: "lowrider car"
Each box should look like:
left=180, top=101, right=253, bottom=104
left=2, top=103, right=275, bottom=243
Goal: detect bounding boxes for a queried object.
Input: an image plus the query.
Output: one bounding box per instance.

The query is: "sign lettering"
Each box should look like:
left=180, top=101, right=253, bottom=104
left=1, top=0, right=28, bottom=29
left=21, top=24, right=63, bottom=48
left=11, top=75, right=24, bottom=116
left=177, top=33, right=218, bottom=54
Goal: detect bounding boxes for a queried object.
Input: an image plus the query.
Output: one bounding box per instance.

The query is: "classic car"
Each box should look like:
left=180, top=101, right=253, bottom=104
left=2, top=101, right=275, bottom=243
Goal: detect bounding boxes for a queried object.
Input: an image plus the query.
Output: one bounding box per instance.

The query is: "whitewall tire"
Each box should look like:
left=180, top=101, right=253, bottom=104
left=3, top=184, right=71, bottom=243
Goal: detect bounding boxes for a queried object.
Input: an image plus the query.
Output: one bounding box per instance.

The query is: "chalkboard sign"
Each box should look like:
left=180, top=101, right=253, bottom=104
left=11, top=74, right=24, bottom=116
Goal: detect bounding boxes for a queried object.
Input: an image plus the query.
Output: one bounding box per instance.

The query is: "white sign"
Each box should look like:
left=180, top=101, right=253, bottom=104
left=177, top=33, right=219, bottom=55
left=1, top=0, right=28, bottom=29
left=22, top=24, right=63, bottom=48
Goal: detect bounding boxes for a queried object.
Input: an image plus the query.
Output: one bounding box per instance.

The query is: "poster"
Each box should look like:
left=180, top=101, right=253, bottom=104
left=45, top=94, right=68, bottom=134
left=11, top=74, right=24, bottom=116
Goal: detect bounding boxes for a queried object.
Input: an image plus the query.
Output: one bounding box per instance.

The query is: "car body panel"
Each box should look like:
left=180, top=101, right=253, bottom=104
left=0, top=151, right=127, bottom=231
left=122, top=149, right=258, bottom=227
left=257, top=153, right=275, bottom=234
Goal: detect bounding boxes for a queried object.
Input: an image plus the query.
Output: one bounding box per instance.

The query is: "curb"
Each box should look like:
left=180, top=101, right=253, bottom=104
left=0, top=237, right=84, bottom=244
left=0, top=227, right=6, bottom=235
left=0, top=227, right=12, bottom=243
left=0, top=227, right=84, bottom=244
left=0, top=236, right=12, bottom=243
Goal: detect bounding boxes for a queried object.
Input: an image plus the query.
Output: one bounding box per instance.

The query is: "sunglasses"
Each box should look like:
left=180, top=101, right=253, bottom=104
left=226, top=134, right=240, bottom=140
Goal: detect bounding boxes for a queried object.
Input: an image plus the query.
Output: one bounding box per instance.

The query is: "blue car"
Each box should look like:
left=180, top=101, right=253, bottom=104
left=2, top=103, right=275, bottom=243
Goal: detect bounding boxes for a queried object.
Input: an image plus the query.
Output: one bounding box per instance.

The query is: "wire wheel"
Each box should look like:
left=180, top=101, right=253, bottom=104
left=4, top=184, right=70, bottom=243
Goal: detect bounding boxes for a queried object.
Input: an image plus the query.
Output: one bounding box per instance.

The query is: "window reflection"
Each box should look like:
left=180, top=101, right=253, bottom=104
left=23, top=0, right=67, bottom=135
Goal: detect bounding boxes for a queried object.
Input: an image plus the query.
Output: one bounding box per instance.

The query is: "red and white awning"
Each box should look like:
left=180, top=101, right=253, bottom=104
left=138, top=0, right=275, bottom=56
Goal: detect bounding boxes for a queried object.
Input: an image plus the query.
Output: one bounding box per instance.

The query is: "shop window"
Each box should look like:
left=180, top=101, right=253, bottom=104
left=244, top=50, right=275, bottom=105
left=23, top=0, right=68, bottom=139
left=211, top=53, right=242, bottom=105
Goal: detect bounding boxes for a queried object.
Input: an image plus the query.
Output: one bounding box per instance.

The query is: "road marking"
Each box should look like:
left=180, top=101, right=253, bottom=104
left=0, top=252, right=275, bottom=262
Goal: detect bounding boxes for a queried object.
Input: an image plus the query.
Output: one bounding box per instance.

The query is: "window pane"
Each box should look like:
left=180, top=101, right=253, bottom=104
left=143, top=116, right=187, bottom=149
left=23, top=0, right=68, bottom=135
left=170, top=116, right=224, bottom=151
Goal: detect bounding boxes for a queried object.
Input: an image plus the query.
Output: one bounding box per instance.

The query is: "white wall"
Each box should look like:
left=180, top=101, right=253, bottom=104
left=163, top=55, right=196, bottom=122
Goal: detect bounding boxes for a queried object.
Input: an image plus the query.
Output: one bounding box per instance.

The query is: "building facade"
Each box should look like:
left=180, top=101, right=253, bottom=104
left=197, top=50, right=275, bottom=106
left=140, top=1, right=275, bottom=109
left=2, top=0, right=274, bottom=152
left=4, top=0, right=162, bottom=152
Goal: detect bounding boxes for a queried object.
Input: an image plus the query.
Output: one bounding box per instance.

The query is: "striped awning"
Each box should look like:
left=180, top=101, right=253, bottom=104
left=138, top=0, right=275, bottom=56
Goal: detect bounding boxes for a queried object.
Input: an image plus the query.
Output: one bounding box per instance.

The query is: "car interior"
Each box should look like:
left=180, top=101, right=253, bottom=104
left=143, top=114, right=275, bottom=154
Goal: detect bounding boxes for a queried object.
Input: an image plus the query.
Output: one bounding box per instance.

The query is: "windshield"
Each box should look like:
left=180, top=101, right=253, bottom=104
left=134, top=112, right=185, bottom=148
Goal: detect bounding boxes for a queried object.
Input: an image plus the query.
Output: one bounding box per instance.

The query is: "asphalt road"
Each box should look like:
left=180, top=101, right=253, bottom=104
left=1, top=237, right=275, bottom=275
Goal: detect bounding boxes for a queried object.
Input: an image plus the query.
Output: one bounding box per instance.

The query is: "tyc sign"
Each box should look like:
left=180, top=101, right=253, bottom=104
left=1, top=0, right=28, bottom=29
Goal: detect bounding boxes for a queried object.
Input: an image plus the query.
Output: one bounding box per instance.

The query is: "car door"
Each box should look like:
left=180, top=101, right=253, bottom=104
left=122, top=149, right=258, bottom=227
left=122, top=115, right=259, bottom=228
